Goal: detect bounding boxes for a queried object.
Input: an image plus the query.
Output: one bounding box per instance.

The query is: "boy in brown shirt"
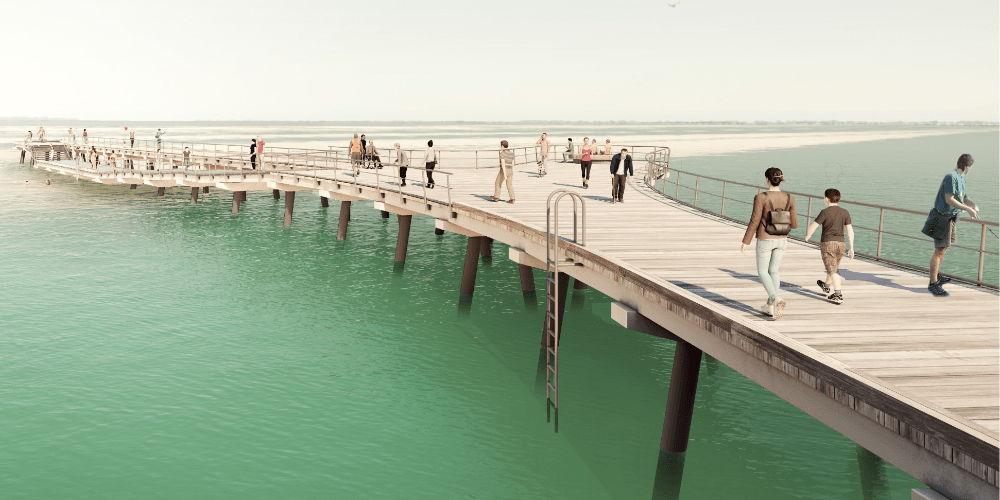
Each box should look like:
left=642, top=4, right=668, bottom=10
left=805, top=188, right=855, bottom=304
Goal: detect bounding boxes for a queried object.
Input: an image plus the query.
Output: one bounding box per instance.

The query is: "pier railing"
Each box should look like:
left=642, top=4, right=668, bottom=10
left=643, top=156, right=999, bottom=288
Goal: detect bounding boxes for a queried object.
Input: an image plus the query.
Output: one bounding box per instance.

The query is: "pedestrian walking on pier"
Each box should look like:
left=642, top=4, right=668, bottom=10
left=250, top=139, right=257, bottom=170
left=580, top=137, right=593, bottom=189
left=183, top=147, right=191, bottom=168
left=349, top=134, right=363, bottom=175
left=423, top=140, right=437, bottom=188
left=562, top=138, right=573, bottom=162
left=536, top=132, right=550, bottom=176
left=155, top=128, right=166, bottom=151
left=360, top=134, right=368, bottom=167
left=37, top=127, right=46, bottom=142
left=129, top=128, right=135, bottom=148
left=83, top=129, right=88, bottom=144
left=741, top=167, right=799, bottom=319
left=609, top=148, right=633, bottom=204
left=492, top=140, right=515, bottom=203
left=805, top=188, right=855, bottom=304
left=89, top=147, right=98, bottom=170
left=923, top=154, right=979, bottom=296
left=394, top=143, right=409, bottom=186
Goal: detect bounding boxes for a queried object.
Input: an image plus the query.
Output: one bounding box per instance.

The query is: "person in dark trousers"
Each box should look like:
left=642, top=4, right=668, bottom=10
left=423, top=140, right=437, bottom=188
left=923, top=154, right=979, bottom=296
left=250, top=139, right=257, bottom=170
left=394, top=143, right=409, bottom=186
left=609, top=148, right=633, bottom=204
left=360, top=134, right=368, bottom=167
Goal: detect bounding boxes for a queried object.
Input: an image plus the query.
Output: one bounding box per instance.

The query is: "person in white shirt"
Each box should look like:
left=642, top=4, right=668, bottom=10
left=535, top=133, right=550, bottom=176
left=422, top=140, right=437, bottom=188
left=394, top=143, right=409, bottom=186
left=129, top=128, right=135, bottom=148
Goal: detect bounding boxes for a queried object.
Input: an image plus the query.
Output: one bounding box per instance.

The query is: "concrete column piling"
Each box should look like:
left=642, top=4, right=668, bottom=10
left=321, top=196, right=329, bottom=208
left=190, top=186, right=199, bottom=203
left=480, top=237, right=493, bottom=258
left=272, top=189, right=280, bottom=200
left=337, top=201, right=351, bottom=240
left=395, top=215, right=413, bottom=264
left=460, top=236, right=485, bottom=295
left=283, top=191, right=295, bottom=226
left=156, top=187, right=165, bottom=196
left=519, top=264, right=535, bottom=292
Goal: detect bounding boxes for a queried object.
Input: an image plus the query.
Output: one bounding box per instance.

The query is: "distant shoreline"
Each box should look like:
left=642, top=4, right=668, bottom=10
left=1, top=119, right=997, bottom=127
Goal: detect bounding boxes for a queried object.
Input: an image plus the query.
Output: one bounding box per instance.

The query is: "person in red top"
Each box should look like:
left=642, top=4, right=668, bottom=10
left=740, top=167, right=799, bottom=319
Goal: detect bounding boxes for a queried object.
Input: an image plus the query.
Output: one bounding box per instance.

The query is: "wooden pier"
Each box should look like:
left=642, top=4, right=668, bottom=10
left=16, top=139, right=999, bottom=500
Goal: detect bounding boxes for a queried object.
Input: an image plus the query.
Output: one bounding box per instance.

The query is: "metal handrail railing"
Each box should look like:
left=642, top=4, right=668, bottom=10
left=643, top=158, right=998, bottom=288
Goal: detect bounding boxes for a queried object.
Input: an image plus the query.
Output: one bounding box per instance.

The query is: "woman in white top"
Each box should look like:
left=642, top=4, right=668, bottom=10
left=422, top=140, right=437, bottom=188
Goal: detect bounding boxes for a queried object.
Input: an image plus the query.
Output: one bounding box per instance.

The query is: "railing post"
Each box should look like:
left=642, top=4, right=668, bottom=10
left=693, top=176, right=700, bottom=207
left=675, top=172, right=680, bottom=199
left=807, top=197, right=813, bottom=223
left=876, top=208, right=885, bottom=260
left=979, top=224, right=987, bottom=283
left=721, top=181, right=727, bottom=216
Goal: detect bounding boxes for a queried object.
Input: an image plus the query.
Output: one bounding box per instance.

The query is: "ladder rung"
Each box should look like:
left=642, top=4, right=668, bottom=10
left=546, top=346, right=556, bottom=356
left=546, top=382, right=557, bottom=391
left=546, top=311, right=556, bottom=322
left=545, top=330, right=556, bottom=338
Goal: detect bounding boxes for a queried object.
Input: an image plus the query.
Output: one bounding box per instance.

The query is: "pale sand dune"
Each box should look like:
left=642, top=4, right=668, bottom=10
left=668, top=129, right=974, bottom=157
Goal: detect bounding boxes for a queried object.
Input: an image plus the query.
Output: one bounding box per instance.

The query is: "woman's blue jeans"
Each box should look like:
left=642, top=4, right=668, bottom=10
left=755, top=238, right=787, bottom=303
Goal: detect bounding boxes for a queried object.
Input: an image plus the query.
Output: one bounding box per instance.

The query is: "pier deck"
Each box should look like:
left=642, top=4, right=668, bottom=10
left=19, top=140, right=999, bottom=499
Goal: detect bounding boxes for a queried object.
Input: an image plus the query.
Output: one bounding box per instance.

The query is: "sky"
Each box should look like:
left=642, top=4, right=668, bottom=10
left=1, top=0, right=997, bottom=122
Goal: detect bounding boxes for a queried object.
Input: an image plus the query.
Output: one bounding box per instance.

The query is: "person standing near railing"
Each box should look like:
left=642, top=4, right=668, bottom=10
left=250, top=139, right=257, bottom=170
left=535, top=133, right=550, bottom=177
left=580, top=137, right=593, bottom=189
left=603, top=139, right=612, bottom=155
left=89, top=147, right=98, bottom=170
left=155, top=128, right=166, bottom=151
left=83, top=129, right=88, bottom=144
left=129, top=128, right=135, bottom=148
left=183, top=147, right=191, bottom=168
left=923, top=154, right=979, bottom=297
left=360, top=134, right=369, bottom=168
left=423, top=140, right=437, bottom=188
left=492, top=140, right=515, bottom=203
left=609, top=148, right=633, bottom=204
left=349, top=134, right=362, bottom=175
left=740, top=167, right=798, bottom=319
left=394, top=143, right=409, bottom=186
left=562, top=138, right=573, bottom=162
left=37, top=127, right=46, bottom=142
left=805, top=188, right=855, bottom=304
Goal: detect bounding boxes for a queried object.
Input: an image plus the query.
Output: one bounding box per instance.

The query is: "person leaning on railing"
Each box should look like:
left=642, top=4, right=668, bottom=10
left=923, top=154, right=979, bottom=297
left=740, top=167, right=798, bottom=320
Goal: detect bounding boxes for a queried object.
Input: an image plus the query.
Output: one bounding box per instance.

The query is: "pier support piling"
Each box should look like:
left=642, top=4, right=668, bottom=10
left=381, top=210, right=390, bottom=219
left=232, top=191, right=246, bottom=214
left=651, top=338, right=702, bottom=500
left=130, top=184, right=137, bottom=190
left=541, top=272, right=570, bottom=347
left=190, top=186, right=199, bottom=203
left=519, top=264, right=535, bottom=292
left=272, top=189, right=280, bottom=200
left=480, top=237, right=493, bottom=259
left=337, top=201, right=351, bottom=240
left=156, top=187, right=165, bottom=196
left=395, top=215, right=413, bottom=264
left=321, top=196, right=329, bottom=208
left=283, top=191, right=295, bottom=226
left=435, top=227, right=445, bottom=236
left=202, top=186, right=209, bottom=194
left=460, top=236, right=485, bottom=295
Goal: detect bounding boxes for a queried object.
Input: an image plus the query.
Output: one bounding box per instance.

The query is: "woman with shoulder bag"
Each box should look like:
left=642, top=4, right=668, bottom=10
left=740, top=167, right=799, bottom=319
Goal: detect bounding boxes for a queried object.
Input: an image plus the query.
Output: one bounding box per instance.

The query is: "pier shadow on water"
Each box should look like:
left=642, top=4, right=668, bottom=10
left=856, top=445, right=893, bottom=500
left=651, top=451, right=686, bottom=500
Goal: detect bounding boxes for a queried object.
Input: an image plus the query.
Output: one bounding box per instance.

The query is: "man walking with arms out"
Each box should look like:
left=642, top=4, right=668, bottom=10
left=535, top=132, right=550, bottom=177
left=923, top=154, right=979, bottom=296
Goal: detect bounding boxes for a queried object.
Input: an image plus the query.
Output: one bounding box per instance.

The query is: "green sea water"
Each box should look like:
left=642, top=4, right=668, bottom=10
left=3, top=122, right=987, bottom=499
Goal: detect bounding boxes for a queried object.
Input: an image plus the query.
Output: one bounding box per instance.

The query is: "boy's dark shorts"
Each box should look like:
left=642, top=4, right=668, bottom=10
left=820, top=241, right=846, bottom=274
left=934, top=219, right=957, bottom=249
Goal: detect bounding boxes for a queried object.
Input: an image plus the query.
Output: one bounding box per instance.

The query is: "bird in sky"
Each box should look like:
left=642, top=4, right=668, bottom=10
left=668, top=2, right=680, bottom=7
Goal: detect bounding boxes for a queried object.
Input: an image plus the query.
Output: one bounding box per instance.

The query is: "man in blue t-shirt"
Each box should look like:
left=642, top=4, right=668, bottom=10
left=925, top=154, right=979, bottom=296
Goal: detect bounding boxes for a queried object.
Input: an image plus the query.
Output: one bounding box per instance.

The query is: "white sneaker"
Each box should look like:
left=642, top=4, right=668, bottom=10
left=760, top=303, right=774, bottom=317
left=773, top=297, right=786, bottom=319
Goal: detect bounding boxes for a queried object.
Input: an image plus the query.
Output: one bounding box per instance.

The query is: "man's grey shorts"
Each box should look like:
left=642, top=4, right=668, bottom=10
left=934, top=218, right=957, bottom=248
